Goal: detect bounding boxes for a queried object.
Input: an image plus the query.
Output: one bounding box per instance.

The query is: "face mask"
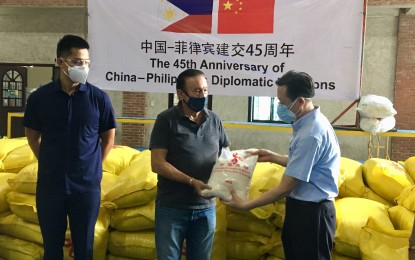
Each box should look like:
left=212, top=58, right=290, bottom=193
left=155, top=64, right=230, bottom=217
left=277, top=98, right=298, bottom=123
left=185, top=96, right=206, bottom=112
left=68, top=65, right=89, bottom=84
left=61, top=59, right=89, bottom=84
left=183, top=91, right=206, bottom=112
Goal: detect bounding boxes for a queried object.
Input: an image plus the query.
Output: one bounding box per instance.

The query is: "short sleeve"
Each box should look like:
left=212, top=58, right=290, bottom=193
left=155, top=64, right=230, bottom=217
left=149, top=114, right=171, bottom=150
left=23, top=93, right=41, bottom=131
left=218, top=119, right=231, bottom=148
left=99, top=92, right=117, bottom=133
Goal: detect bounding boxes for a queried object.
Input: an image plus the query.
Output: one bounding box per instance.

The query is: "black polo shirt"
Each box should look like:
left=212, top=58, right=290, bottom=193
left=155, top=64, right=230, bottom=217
left=23, top=80, right=116, bottom=195
left=150, top=104, right=231, bottom=209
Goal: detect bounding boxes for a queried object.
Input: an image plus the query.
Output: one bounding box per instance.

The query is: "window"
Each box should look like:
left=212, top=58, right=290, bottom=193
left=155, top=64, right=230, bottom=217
left=249, top=96, right=283, bottom=123
left=2, top=70, right=23, bottom=108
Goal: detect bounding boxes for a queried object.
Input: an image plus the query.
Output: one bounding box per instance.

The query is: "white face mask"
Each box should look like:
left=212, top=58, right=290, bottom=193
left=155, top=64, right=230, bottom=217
left=61, top=58, right=89, bottom=84
left=67, top=65, right=89, bottom=84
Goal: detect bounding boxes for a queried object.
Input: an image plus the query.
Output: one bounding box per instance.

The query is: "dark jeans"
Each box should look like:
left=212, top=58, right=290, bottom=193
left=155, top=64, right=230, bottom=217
left=36, top=191, right=101, bottom=260
left=282, top=197, right=336, bottom=260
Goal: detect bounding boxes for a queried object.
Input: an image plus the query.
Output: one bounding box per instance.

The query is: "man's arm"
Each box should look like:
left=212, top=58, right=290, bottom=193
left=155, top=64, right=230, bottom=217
left=25, top=127, right=41, bottom=159
left=249, top=149, right=288, bottom=166
left=222, top=174, right=299, bottom=210
left=151, top=148, right=211, bottom=195
left=100, top=128, right=115, bottom=161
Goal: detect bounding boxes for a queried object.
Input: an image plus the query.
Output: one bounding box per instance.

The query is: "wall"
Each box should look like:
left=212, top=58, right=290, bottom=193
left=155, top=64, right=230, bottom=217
left=0, top=1, right=414, bottom=161
left=141, top=6, right=406, bottom=161
left=392, top=13, right=415, bottom=160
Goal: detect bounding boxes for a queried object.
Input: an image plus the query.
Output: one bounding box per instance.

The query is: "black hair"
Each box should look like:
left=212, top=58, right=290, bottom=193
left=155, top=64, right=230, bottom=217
left=56, top=34, right=89, bottom=58
left=276, top=70, right=315, bottom=101
left=176, top=69, right=206, bottom=91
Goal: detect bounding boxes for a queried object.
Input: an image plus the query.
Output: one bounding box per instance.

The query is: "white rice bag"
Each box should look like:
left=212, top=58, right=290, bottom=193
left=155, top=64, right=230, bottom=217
left=356, top=95, right=397, bottom=118
left=201, top=148, right=258, bottom=201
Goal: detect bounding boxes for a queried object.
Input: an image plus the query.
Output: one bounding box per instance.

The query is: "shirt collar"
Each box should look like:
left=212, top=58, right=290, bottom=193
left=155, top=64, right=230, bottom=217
left=293, top=106, right=319, bottom=130
left=53, top=79, right=87, bottom=93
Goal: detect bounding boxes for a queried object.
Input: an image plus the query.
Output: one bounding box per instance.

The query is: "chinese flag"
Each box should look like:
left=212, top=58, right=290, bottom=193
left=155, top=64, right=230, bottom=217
left=218, top=0, right=275, bottom=34
left=162, top=0, right=214, bottom=33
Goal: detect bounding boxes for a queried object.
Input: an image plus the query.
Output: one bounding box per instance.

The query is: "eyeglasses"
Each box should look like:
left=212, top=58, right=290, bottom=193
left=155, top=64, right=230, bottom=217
left=61, top=58, right=90, bottom=66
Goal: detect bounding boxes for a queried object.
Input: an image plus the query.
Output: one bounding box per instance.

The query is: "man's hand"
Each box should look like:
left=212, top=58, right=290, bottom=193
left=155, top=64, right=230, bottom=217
left=192, top=179, right=212, bottom=198
left=247, top=149, right=277, bottom=162
left=220, top=190, right=250, bottom=211
left=247, top=149, right=288, bottom=166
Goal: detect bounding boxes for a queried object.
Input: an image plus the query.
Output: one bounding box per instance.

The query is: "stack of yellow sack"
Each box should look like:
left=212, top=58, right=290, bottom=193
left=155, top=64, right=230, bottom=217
left=333, top=157, right=414, bottom=260
left=0, top=137, right=37, bottom=173
left=0, top=172, right=16, bottom=218
left=0, top=162, right=45, bottom=259
left=0, top=162, right=110, bottom=260
left=103, top=150, right=158, bottom=259
left=103, top=146, right=141, bottom=176
left=224, top=162, right=285, bottom=260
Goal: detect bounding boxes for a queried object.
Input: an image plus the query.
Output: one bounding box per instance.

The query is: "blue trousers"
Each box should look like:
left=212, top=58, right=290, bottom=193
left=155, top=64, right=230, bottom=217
left=155, top=202, right=216, bottom=260
left=36, top=191, right=101, bottom=260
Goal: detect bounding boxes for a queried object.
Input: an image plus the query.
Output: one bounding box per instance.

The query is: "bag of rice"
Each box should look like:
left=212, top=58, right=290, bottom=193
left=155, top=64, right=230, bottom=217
left=201, top=148, right=258, bottom=201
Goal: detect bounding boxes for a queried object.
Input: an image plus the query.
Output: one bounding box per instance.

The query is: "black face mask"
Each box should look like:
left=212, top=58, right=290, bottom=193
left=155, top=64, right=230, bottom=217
left=183, top=92, right=206, bottom=112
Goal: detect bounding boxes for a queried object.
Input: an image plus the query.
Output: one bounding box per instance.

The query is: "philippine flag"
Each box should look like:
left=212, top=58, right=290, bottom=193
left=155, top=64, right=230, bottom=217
left=160, top=0, right=275, bottom=34
left=161, top=0, right=214, bottom=33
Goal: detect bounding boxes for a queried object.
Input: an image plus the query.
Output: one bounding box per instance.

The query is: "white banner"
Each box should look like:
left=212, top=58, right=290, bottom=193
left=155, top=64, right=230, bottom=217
left=88, top=0, right=365, bottom=100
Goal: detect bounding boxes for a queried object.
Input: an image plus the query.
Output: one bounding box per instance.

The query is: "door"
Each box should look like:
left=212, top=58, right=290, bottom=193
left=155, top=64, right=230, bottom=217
left=0, top=66, right=27, bottom=138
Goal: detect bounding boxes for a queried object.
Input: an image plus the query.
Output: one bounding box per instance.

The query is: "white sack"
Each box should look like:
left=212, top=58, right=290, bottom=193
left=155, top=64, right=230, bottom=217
left=356, top=95, right=397, bottom=118
left=201, top=149, right=258, bottom=201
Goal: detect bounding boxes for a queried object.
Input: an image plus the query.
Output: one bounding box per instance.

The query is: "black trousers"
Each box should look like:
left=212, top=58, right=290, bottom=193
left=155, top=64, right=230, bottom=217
left=282, top=197, right=336, bottom=260
left=36, top=191, right=101, bottom=260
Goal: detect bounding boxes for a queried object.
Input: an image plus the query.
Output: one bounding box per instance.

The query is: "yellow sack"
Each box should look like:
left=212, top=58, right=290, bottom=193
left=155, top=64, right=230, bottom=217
left=130, top=149, right=151, bottom=165
left=2, top=145, right=37, bottom=173
left=388, top=205, right=415, bottom=230
left=364, top=188, right=393, bottom=206
left=93, top=207, right=110, bottom=260
left=108, top=230, right=156, bottom=259
left=264, top=256, right=284, bottom=260
left=331, top=250, right=358, bottom=260
left=7, top=191, right=38, bottom=224
left=359, top=217, right=410, bottom=260
left=106, top=255, right=136, bottom=260
left=103, top=145, right=141, bottom=175
left=363, top=158, right=413, bottom=204
left=226, top=231, right=269, bottom=259
left=110, top=201, right=155, bottom=231
left=259, top=230, right=284, bottom=258
left=268, top=200, right=286, bottom=229
left=0, top=137, right=27, bottom=162
left=101, top=171, right=119, bottom=199
left=102, top=155, right=157, bottom=209
left=396, top=185, right=415, bottom=211
left=338, top=157, right=365, bottom=197
left=0, top=211, right=12, bottom=219
left=211, top=199, right=227, bottom=260
left=405, top=156, right=415, bottom=182
left=248, top=162, right=285, bottom=219
left=7, top=162, right=38, bottom=194
left=0, top=214, right=43, bottom=244
left=0, top=234, right=43, bottom=260
left=0, top=173, right=16, bottom=213
left=227, top=212, right=276, bottom=237
left=334, top=197, right=394, bottom=258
